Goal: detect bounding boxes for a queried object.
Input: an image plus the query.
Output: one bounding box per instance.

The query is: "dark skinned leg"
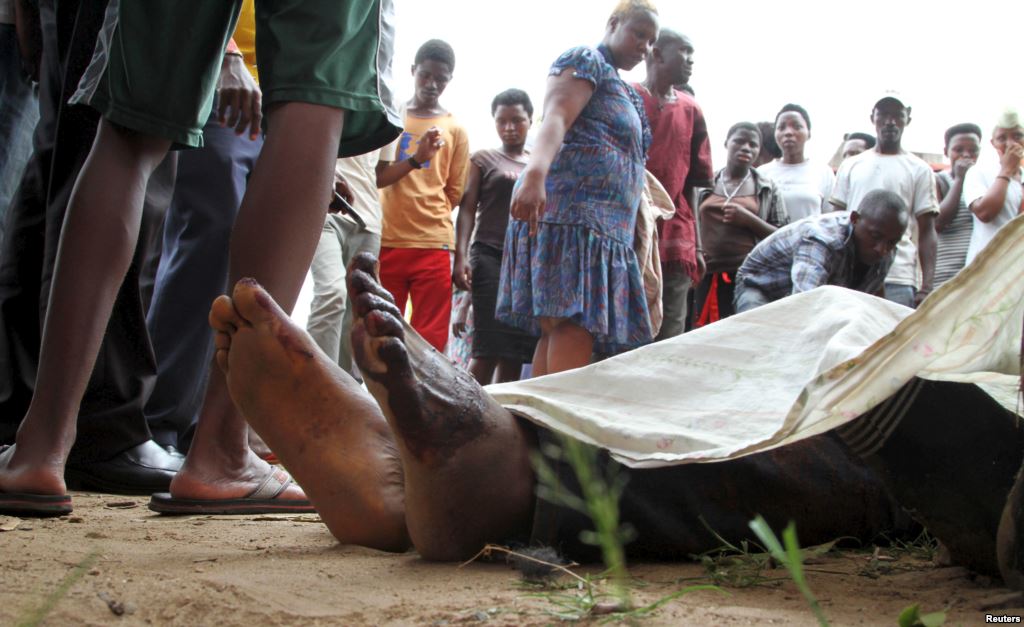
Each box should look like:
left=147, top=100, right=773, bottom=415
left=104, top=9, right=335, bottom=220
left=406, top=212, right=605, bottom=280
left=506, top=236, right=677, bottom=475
left=540, top=317, right=593, bottom=375
left=467, top=357, right=497, bottom=385
left=0, top=121, right=170, bottom=496
left=494, top=358, right=524, bottom=383
left=170, top=102, right=343, bottom=503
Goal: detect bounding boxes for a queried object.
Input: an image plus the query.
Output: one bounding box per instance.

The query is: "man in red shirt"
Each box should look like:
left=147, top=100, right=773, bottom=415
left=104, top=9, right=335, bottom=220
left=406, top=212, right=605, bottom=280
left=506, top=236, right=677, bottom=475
left=634, top=29, right=713, bottom=339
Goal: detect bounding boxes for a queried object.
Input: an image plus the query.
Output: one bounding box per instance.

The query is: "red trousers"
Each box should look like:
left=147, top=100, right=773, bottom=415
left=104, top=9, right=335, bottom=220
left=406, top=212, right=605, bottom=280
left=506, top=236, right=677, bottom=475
left=378, top=247, right=452, bottom=351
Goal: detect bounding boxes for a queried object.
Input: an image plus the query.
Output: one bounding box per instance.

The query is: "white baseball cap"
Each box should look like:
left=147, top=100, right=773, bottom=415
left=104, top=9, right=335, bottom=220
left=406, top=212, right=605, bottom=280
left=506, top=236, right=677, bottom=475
left=873, top=89, right=909, bottom=110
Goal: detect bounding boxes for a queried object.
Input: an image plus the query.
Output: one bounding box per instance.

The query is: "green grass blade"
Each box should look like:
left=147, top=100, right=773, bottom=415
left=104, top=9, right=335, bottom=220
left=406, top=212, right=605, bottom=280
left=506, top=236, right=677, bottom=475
left=16, top=550, right=99, bottom=627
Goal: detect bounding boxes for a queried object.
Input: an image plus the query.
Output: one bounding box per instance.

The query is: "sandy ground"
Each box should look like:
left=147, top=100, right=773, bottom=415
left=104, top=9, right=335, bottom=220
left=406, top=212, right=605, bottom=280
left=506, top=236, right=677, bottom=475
left=2, top=492, right=1023, bottom=626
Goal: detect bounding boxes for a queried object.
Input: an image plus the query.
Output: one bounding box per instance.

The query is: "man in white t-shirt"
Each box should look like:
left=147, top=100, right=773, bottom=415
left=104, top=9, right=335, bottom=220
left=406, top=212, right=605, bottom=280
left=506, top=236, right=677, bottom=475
left=830, top=92, right=938, bottom=308
left=963, top=109, right=1024, bottom=264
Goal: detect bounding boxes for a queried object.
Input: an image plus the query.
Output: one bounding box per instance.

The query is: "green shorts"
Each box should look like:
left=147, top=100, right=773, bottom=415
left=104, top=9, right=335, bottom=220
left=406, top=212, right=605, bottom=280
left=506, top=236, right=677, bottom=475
left=70, top=0, right=401, bottom=157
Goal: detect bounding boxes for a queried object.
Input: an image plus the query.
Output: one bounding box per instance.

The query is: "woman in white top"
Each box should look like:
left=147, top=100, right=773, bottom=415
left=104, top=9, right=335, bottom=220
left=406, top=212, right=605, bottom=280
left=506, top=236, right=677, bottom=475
left=964, top=109, right=1024, bottom=264
left=758, top=104, right=836, bottom=222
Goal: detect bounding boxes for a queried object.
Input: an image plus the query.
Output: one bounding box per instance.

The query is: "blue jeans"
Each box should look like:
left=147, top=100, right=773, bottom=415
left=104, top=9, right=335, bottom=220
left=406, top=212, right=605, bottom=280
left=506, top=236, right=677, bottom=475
left=0, top=24, right=41, bottom=236
left=883, top=283, right=916, bottom=309
left=733, top=281, right=773, bottom=313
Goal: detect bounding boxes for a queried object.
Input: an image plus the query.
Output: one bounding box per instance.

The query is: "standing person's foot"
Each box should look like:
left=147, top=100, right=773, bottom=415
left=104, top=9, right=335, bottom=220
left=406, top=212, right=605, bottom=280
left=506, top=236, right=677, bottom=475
left=346, top=253, right=536, bottom=560
left=153, top=454, right=313, bottom=515
left=0, top=443, right=73, bottom=516
left=203, top=278, right=408, bottom=550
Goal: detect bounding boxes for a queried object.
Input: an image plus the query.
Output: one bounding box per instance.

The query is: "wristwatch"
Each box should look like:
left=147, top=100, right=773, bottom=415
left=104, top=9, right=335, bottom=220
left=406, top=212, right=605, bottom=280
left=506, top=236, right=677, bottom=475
left=407, top=156, right=423, bottom=169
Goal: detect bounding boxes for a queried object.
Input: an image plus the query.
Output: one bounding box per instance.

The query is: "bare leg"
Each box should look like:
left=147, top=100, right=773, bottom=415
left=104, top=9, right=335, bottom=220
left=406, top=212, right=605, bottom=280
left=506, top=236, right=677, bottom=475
left=209, top=280, right=408, bottom=551
left=467, top=357, right=496, bottom=385
left=536, top=317, right=593, bottom=376
left=170, top=102, right=343, bottom=502
left=494, top=358, right=525, bottom=383
left=0, top=121, right=170, bottom=497
left=470, top=358, right=524, bottom=384
left=530, top=335, right=549, bottom=378
left=348, top=254, right=536, bottom=560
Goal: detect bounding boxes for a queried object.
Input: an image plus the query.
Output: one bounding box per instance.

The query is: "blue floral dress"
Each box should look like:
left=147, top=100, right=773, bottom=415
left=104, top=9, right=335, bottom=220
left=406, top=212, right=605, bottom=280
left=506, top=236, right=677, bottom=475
left=496, top=44, right=652, bottom=354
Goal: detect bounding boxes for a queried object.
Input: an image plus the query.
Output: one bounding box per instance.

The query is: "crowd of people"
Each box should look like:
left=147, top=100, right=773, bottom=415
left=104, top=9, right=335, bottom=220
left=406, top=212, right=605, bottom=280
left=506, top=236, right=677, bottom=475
left=0, top=0, right=1023, bottom=592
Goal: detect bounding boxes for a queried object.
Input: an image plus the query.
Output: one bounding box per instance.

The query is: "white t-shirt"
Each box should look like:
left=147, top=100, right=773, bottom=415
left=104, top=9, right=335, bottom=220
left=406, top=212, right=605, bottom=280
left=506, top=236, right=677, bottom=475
left=830, top=150, right=938, bottom=287
left=334, top=149, right=383, bottom=235
left=758, top=159, right=836, bottom=221
left=963, top=159, right=1022, bottom=264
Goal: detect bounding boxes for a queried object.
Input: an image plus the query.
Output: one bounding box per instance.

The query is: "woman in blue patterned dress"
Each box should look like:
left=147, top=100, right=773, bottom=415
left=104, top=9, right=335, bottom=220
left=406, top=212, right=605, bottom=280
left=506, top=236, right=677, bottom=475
left=497, top=0, right=659, bottom=377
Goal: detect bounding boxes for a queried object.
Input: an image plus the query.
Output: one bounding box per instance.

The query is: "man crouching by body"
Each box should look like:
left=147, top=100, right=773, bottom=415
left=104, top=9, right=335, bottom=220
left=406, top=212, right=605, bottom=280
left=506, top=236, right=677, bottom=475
left=733, top=189, right=908, bottom=312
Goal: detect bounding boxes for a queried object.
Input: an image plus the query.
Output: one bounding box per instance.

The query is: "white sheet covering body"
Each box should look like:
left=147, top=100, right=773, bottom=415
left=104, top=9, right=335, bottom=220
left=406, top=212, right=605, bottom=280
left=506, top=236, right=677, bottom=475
left=488, top=215, right=1024, bottom=468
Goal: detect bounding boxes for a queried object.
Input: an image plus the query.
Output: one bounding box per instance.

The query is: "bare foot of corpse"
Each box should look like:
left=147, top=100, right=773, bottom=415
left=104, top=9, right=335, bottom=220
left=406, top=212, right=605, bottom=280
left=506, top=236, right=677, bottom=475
left=205, top=278, right=408, bottom=551
left=347, top=253, right=535, bottom=560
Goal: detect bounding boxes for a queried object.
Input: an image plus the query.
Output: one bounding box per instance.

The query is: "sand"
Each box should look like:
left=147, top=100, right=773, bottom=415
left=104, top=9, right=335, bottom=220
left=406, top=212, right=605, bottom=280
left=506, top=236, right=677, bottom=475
left=1, top=491, right=1022, bottom=626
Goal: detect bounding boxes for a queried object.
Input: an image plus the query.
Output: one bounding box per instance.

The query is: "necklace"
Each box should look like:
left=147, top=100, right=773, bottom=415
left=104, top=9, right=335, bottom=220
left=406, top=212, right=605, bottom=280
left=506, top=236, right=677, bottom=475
left=720, top=169, right=752, bottom=205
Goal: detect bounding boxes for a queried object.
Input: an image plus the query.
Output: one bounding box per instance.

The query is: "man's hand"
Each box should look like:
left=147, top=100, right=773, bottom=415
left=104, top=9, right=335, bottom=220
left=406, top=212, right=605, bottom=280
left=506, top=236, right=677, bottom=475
left=913, top=288, right=931, bottom=307
left=414, top=127, right=444, bottom=164
left=951, top=158, right=975, bottom=180
left=694, top=250, right=707, bottom=283
left=335, top=176, right=354, bottom=205
left=452, top=253, right=472, bottom=291
left=1001, top=141, right=1023, bottom=176
left=327, top=176, right=354, bottom=214
left=217, top=54, right=262, bottom=140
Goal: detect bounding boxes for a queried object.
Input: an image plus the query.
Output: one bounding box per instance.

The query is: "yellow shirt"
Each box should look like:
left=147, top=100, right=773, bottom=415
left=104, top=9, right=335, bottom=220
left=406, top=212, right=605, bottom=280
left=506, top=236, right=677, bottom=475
left=380, top=112, right=470, bottom=249
left=232, top=0, right=258, bottom=82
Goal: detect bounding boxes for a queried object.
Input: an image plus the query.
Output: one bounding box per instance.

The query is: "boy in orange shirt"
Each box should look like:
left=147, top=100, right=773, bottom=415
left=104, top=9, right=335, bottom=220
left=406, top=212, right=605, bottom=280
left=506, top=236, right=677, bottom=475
left=376, top=40, right=470, bottom=351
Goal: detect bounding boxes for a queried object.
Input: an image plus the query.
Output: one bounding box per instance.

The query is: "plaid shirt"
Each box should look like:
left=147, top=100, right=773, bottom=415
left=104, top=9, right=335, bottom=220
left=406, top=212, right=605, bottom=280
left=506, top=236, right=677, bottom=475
left=736, top=213, right=893, bottom=301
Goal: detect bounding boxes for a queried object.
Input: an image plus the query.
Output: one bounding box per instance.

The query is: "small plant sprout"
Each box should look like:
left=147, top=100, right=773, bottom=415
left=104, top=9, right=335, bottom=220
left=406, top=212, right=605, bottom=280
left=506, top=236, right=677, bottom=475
left=749, top=515, right=830, bottom=627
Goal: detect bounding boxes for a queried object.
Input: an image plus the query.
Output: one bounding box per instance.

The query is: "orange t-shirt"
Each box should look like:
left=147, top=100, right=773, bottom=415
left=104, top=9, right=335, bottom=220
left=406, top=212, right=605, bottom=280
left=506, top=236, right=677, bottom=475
left=379, top=112, right=470, bottom=249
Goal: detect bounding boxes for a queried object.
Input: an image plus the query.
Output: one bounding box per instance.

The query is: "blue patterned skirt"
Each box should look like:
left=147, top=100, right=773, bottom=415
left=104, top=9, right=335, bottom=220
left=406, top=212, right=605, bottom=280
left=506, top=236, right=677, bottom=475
left=496, top=219, right=652, bottom=355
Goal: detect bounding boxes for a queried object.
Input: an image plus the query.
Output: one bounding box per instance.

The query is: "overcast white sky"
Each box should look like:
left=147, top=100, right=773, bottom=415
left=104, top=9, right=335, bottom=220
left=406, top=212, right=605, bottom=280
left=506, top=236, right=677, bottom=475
left=389, top=0, right=1023, bottom=168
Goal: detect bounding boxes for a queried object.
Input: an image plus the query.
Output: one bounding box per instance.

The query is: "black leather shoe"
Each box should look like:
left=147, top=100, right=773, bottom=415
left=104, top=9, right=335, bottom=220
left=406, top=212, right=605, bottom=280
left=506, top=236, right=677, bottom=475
left=65, top=440, right=183, bottom=495
left=164, top=445, right=186, bottom=460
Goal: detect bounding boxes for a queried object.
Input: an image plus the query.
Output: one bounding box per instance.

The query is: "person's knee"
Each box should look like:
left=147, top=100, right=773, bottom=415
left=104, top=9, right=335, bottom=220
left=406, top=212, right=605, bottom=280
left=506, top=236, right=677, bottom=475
left=98, top=119, right=173, bottom=171
left=543, top=318, right=591, bottom=343
left=734, top=285, right=771, bottom=313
